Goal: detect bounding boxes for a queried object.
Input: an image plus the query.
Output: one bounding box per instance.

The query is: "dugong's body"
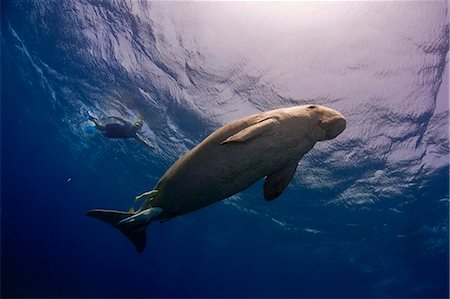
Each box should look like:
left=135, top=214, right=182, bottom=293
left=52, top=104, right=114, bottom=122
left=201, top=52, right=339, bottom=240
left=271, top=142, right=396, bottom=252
left=151, top=104, right=346, bottom=219
left=87, top=105, right=346, bottom=252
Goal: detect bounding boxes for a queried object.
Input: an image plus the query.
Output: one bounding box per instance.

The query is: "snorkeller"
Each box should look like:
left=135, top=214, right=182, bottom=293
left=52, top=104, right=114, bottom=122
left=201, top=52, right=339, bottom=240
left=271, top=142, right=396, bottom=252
left=88, top=112, right=154, bottom=149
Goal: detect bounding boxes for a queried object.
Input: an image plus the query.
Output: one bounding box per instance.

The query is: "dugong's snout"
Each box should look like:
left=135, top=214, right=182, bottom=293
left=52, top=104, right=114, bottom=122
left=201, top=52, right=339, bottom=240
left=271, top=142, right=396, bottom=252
left=309, top=105, right=346, bottom=141
left=319, top=116, right=346, bottom=140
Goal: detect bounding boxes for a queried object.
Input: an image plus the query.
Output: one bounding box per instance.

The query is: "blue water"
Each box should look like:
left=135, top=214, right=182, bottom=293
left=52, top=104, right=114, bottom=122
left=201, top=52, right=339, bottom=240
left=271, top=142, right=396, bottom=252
left=1, top=1, right=449, bottom=298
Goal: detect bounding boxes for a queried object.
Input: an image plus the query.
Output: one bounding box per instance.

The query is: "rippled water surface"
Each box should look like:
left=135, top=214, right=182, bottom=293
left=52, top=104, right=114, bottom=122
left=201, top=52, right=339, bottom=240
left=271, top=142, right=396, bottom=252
left=1, top=1, right=449, bottom=298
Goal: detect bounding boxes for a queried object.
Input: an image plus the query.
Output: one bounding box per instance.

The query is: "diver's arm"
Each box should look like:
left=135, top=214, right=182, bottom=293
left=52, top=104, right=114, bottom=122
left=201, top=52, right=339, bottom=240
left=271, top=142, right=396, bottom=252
left=134, top=133, right=155, bottom=149
left=107, top=116, right=131, bottom=125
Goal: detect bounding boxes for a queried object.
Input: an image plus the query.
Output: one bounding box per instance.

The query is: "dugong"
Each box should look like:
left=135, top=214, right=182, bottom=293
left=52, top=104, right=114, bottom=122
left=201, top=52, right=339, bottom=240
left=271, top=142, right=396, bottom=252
left=87, top=105, right=346, bottom=252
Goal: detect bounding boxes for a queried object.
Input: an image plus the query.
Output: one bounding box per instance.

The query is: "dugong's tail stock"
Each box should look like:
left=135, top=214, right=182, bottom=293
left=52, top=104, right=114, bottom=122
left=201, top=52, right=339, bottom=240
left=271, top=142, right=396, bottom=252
left=87, top=201, right=162, bottom=252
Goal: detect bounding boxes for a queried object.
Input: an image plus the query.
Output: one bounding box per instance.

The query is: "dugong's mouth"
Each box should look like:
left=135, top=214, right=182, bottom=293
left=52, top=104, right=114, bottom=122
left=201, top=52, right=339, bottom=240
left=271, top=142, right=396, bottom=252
left=319, top=116, right=347, bottom=139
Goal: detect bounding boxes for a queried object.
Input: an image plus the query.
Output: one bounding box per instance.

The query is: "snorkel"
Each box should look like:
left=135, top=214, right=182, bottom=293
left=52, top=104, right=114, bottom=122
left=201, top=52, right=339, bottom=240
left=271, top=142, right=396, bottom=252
left=133, top=119, right=144, bottom=129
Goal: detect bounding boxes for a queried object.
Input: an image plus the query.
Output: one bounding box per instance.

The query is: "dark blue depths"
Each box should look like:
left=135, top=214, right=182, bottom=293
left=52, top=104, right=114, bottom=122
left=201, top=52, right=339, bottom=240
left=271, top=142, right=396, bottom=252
left=1, top=1, right=449, bottom=298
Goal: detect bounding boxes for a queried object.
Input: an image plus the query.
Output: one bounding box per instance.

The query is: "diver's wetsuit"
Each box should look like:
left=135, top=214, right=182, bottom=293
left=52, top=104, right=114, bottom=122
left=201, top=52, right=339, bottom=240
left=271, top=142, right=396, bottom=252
left=89, top=114, right=154, bottom=149
left=98, top=123, right=138, bottom=138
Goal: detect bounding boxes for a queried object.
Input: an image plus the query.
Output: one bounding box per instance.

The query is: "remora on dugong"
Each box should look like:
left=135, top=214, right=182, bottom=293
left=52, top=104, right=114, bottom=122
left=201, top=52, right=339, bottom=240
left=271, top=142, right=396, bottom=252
left=87, top=105, right=346, bottom=252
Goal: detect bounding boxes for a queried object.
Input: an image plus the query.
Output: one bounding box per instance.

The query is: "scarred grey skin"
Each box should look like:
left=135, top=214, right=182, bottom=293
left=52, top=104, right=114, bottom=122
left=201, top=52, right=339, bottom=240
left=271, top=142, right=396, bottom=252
left=148, top=104, right=346, bottom=220
left=87, top=104, right=346, bottom=252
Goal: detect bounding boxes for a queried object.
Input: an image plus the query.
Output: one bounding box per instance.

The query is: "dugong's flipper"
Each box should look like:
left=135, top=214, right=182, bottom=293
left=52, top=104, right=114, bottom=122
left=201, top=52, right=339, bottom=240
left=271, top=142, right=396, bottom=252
left=264, top=161, right=299, bottom=201
left=220, top=118, right=278, bottom=144
left=87, top=207, right=162, bottom=253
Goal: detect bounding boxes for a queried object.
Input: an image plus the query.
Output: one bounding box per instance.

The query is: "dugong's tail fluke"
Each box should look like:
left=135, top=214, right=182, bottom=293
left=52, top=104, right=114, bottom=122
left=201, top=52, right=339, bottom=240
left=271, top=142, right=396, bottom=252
left=86, top=207, right=163, bottom=253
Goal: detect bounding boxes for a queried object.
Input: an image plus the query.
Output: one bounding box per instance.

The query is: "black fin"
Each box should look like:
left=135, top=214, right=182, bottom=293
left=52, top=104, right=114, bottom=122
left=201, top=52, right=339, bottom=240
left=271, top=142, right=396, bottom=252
left=87, top=209, right=147, bottom=253
left=119, top=228, right=147, bottom=253
left=86, top=209, right=132, bottom=225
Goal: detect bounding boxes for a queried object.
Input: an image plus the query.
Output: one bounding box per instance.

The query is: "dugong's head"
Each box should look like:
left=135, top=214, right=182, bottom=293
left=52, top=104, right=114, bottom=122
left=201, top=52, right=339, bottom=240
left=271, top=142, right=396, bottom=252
left=307, top=105, right=346, bottom=141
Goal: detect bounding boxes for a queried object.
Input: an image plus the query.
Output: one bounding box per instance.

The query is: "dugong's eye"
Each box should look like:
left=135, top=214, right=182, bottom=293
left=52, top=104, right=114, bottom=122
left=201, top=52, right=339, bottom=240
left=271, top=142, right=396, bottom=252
left=308, top=105, right=316, bottom=109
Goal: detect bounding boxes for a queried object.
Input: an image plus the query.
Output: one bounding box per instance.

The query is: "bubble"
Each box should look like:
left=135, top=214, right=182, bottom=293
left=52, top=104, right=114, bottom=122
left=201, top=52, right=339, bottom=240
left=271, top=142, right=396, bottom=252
left=374, top=170, right=384, bottom=178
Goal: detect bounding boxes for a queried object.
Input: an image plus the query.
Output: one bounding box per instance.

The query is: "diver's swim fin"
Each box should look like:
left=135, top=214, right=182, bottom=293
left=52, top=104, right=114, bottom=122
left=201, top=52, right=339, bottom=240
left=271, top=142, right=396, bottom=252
left=86, top=208, right=162, bottom=253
